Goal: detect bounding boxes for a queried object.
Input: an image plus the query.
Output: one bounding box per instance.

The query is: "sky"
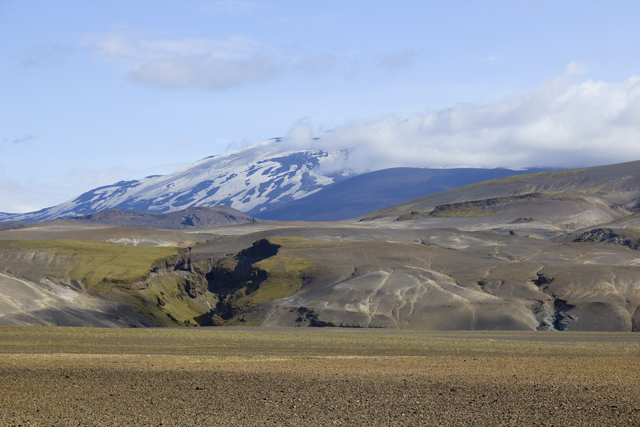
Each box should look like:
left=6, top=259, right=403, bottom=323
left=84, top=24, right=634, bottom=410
left=1, top=0, right=639, bottom=213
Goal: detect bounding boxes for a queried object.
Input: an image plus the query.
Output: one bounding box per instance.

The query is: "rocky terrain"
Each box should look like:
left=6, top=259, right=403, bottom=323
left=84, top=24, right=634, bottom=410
left=191, top=224, right=640, bottom=331
left=59, top=206, right=261, bottom=229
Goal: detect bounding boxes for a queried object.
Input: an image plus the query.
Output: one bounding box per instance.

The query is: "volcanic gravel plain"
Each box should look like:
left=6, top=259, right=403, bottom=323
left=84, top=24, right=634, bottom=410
left=1, top=327, right=639, bottom=426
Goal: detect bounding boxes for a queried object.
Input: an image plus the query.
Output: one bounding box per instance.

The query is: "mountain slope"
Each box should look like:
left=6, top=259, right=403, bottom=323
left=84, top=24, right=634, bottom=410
left=254, top=167, right=556, bottom=221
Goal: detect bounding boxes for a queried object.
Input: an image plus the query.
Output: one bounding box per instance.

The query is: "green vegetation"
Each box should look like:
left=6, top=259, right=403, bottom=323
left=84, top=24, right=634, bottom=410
left=136, top=275, right=216, bottom=326
left=491, top=168, right=588, bottom=182
left=249, top=255, right=313, bottom=303
left=394, top=211, right=431, bottom=221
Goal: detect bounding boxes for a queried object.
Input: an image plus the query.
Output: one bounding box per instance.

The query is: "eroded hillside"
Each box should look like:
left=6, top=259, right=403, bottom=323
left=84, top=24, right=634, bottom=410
left=188, top=226, right=640, bottom=331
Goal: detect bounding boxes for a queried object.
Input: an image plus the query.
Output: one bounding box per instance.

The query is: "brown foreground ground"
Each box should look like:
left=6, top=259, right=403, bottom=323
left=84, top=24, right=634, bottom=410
left=1, top=327, right=639, bottom=426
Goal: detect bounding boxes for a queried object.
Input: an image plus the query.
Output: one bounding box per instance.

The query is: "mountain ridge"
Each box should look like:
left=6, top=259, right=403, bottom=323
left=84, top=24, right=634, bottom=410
left=59, top=206, right=261, bottom=229
left=254, top=166, right=558, bottom=221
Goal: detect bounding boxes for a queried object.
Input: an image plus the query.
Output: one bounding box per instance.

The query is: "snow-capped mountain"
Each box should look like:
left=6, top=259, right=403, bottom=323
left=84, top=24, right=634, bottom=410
left=7, top=139, right=351, bottom=222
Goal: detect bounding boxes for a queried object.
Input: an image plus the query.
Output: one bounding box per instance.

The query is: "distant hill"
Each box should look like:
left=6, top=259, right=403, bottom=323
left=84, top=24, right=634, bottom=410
left=363, top=160, right=640, bottom=222
left=60, top=206, right=261, bottom=229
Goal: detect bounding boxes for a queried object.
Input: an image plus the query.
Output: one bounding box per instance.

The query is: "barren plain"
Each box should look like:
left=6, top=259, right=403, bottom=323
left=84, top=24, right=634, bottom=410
left=1, top=327, right=639, bottom=426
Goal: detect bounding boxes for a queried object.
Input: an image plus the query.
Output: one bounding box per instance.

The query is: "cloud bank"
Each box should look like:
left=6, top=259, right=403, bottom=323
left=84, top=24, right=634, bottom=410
left=87, top=32, right=280, bottom=90
left=281, top=71, right=640, bottom=172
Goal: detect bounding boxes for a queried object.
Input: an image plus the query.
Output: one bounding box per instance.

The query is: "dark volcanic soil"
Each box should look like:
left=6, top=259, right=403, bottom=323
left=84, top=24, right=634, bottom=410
left=1, top=355, right=639, bottom=426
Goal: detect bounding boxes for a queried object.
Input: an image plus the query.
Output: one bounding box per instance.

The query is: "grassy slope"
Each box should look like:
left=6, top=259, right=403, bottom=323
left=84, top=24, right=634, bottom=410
left=0, top=240, right=218, bottom=326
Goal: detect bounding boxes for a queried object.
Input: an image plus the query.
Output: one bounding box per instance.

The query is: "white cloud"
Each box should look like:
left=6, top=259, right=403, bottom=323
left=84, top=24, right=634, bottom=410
left=86, top=32, right=281, bottom=90
left=86, top=32, right=418, bottom=90
left=225, top=137, right=254, bottom=152
left=564, top=60, right=587, bottom=76
left=280, top=71, right=640, bottom=171
left=127, top=54, right=279, bottom=90
left=376, top=50, right=418, bottom=70
left=172, top=139, right=193, bottom=149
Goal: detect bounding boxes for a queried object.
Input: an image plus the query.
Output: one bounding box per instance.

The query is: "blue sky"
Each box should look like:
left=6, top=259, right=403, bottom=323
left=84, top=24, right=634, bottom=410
left=1, top=0, right=639, bottom=213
